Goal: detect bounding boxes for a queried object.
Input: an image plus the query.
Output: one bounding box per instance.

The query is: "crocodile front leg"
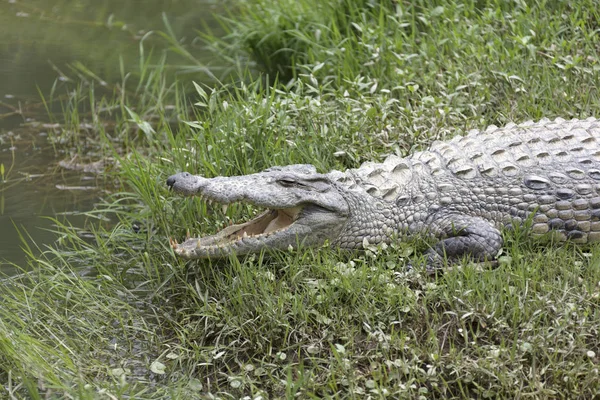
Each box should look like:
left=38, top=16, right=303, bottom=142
left=423, top=213, right=503, bottom=269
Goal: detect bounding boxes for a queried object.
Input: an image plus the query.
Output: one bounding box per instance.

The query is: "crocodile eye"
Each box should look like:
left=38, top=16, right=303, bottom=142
left=278, top=178, right=297, bottom=187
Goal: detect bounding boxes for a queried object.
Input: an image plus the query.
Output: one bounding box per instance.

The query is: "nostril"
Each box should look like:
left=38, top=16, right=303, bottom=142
left=166, top=176, right=176, bottom=188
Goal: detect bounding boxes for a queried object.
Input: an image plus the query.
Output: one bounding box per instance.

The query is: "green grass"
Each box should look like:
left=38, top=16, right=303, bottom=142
left=3, top=0, right=600, bottom=397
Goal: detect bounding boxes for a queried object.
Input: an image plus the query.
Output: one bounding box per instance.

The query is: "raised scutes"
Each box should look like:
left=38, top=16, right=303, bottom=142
left=524, top=175, right=552, bottom=191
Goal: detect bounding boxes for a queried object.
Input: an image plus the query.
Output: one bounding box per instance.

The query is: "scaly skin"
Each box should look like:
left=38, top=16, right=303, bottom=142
left=167, top=117, right=600, bottom=266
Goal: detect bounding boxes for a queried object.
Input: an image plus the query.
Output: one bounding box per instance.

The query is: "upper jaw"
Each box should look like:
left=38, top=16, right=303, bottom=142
left=166, top=171, right=350, bottom=215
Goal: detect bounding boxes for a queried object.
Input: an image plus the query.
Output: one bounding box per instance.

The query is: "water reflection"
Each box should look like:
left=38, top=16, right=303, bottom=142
left=0, top=0, right=226, bottom=269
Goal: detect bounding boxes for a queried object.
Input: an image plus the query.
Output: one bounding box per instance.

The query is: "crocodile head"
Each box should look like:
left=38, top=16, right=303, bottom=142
left=166, top=165, right=350, bottom=258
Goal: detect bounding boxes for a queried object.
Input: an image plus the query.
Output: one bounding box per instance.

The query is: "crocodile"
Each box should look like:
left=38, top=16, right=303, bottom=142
left=166, top=117, right=600, bottom=267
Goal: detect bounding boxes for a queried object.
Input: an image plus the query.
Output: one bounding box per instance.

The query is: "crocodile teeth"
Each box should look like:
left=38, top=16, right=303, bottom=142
left=186, top=229, right=191, bottom=239
left=169, top=237, right=179, bottom=249
left=222, top=204, right=229, bottom=214
left=242, top=232, right=248, bottom=238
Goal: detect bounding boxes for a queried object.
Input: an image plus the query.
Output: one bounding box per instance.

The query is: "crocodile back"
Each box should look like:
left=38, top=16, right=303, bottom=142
left=419, top=117, right=600, bottom=180
left=340, top=117, right=600, bottom=202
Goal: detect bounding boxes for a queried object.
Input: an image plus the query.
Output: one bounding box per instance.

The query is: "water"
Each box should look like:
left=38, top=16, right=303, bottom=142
left=0, top=0, right=226, bottom=270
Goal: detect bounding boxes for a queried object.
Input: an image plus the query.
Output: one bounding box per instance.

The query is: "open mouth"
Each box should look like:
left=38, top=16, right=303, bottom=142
left=206, top=206, right=303, bottom=245
left=169, top=204, right=305, bottom=254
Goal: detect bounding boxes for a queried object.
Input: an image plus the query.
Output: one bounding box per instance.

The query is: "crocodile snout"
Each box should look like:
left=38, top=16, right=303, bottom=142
left=166, top=172, right=193, bottom=189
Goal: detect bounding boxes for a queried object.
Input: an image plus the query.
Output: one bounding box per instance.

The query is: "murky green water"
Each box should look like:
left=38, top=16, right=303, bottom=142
left=0, top=0, right=226, bottom=270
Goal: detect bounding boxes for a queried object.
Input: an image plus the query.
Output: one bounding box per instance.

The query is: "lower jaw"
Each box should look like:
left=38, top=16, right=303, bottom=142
left=175, top=235, right=288, bottom=259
